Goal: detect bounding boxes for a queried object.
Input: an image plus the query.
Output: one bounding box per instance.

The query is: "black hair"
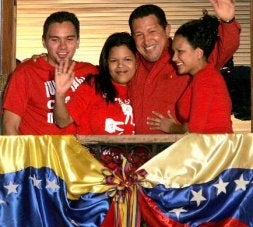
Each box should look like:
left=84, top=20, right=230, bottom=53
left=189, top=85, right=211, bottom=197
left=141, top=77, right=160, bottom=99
left=86, top=32, right=137, bottom=103
left=128, top=4, right=168, bottom=34
left=42, top=11, right=80, bottom=39
left=174, top=13, right=219, bottom=58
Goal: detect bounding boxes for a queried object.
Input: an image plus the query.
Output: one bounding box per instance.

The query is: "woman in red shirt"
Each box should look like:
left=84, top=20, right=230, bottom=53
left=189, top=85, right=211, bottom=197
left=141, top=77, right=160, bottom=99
left=54, top=32, right=137, bottom=135
left=147, top=13, right=233, bottom=134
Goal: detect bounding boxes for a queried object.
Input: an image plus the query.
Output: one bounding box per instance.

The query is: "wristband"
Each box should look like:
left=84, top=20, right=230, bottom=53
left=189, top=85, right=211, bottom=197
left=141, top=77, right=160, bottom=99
left=221, top=17, right=235, bottom=23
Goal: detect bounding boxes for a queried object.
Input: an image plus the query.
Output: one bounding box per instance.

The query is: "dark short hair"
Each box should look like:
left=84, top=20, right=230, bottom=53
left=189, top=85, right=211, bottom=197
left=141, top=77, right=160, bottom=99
left=42, top=11, right=80, bottom=39
left=128, top=4, right=168, bottom=33
left=175, top=14, right=219, bottom=58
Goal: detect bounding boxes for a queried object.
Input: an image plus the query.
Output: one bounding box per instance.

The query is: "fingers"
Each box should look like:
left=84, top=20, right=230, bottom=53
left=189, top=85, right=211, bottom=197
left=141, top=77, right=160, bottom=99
left=55, top=60, right=76, bottom=76
left=147, top=116, right=161, bottom=126
left=167, top=110, right=173, bottom=119
left=147, top=111, right=165, bottom=128
left=151, top=111, right=165, bottom=119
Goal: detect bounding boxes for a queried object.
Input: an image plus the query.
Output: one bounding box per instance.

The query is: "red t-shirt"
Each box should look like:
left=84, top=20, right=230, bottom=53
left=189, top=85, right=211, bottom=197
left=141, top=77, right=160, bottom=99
left=67, top=81, right=135, bottom=135
left=176, top=63, right=233, bottom=133
left=3, top=57, right=98, bottom=135
left=128, top=21, right=240, bottom=134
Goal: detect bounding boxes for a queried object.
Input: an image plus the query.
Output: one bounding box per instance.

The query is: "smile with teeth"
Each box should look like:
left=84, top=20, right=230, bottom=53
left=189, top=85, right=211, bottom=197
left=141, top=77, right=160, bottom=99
left=144, top=45, right=155, bottom=51
left=176, top=62, right=183, bottom=66
left=58, top=53, right=68, bottom=58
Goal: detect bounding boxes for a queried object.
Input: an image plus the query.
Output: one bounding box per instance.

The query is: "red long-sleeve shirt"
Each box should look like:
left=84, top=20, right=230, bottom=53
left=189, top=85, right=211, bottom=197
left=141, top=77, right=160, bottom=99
left=177, top=63, right=233, bottom=133
left=3, top=57, right=98, bottom=135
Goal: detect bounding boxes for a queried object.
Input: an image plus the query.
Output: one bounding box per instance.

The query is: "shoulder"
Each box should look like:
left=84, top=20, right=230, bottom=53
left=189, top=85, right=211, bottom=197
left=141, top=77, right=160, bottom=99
left=14, top=56, right=50, bottom=73
left=74, top=61, right=98, bottom=72
left=193, top=64, right=222, bottom=85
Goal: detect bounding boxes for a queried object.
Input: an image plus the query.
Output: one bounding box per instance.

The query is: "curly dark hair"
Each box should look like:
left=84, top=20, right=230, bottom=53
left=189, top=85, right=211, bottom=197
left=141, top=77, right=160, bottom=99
left=175, top=14, right=219, bottom=59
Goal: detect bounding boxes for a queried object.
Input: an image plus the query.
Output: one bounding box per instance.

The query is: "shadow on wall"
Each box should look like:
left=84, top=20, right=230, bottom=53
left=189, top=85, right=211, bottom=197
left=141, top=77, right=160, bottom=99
left=220, top=58, right=251, bottom=121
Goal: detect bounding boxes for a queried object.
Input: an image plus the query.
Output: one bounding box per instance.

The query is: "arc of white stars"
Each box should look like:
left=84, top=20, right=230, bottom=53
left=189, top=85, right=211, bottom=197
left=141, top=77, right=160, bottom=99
left=234, top=174, right=249, bottom=191
left=29, top=175, right=42, bottom=189
left=170, top=207, right=187, bottom=219
left=46, top=179, right=60, bottom=192
left=213, top=177, right=229, bottom=195
left=4, top=181, right=19, bottom=194
left=191, top=189, right=206, bottom=207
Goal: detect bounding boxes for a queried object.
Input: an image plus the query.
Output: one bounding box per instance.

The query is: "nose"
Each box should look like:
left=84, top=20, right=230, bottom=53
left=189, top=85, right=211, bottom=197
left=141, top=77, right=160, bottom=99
left=172, top=52, right=177, bottom=62
left=117, top=60, right=124, bottom=67
left=59, top=39, right=67, bottom=49
left=143, top=33, right=150, bottom=45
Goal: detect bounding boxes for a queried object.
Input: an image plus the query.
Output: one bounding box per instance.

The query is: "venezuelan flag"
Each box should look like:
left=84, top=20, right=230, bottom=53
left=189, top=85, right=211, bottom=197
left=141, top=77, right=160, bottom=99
left=139, top=133, right=253, bottom=227
left=0, top=135, right=140, bottom=227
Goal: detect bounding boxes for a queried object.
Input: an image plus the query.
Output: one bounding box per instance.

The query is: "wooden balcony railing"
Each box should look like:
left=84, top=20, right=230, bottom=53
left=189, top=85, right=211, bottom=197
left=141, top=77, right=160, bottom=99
left=76, top=134, right=185, bottom=170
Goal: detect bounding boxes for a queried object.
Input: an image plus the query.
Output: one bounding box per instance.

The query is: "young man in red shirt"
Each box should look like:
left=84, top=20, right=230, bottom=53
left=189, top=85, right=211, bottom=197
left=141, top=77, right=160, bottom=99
left=2, top=11, right=97, bottom=135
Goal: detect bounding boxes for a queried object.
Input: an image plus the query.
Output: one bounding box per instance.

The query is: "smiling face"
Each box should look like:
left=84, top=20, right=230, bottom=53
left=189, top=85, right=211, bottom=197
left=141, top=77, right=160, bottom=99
left=131, top=15, right=170, bottom=62
left=42, top=21, right=79, bottom=66
left=108, top=45, right=137, bottom=85
left=172, top=35, right=205, bottom=76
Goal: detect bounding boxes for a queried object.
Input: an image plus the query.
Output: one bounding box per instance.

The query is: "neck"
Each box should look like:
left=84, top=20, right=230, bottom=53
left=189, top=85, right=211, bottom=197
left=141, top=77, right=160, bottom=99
left=191, top=60, right=208, bottom=76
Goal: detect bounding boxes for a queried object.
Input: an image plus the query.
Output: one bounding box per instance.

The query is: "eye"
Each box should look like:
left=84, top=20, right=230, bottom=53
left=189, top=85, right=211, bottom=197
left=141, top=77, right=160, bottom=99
left=50, top=38, right=59, bottom=42
left=125, top=57, right=134, bottom=61
left=109, top=59, right=117, bottom=63
left=134, top=33, right=143, bottom=38
left=67, top=37, right=75, bottom=41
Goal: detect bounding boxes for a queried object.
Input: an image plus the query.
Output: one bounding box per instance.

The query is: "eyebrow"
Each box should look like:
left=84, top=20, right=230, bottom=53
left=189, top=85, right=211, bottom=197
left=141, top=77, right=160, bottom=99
left=48, top=35, right=77, bottom=38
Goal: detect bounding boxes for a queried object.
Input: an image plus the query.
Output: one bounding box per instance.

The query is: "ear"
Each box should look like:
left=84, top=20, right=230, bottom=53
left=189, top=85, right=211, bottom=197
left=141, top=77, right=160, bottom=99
left=165, top=24, right=171, bottom=38
left=42, top=37, right=46, bottom=49
left=76, top=38, right=80, bottom=49
left=196, top=47, right=204, bottom=59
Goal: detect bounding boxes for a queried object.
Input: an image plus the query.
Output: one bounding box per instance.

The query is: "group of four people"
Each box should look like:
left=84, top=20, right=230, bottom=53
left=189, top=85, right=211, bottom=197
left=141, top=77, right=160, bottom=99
left=2, top=0, right=240, bottom=136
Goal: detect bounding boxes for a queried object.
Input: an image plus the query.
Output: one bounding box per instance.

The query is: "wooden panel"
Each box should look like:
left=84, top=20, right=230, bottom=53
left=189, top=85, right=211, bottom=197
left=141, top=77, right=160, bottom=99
left=1, top=0, right=16, bottom=76
left=16, top=0, right=250, bottom=66
left=251, top=0, right=253, bottom=132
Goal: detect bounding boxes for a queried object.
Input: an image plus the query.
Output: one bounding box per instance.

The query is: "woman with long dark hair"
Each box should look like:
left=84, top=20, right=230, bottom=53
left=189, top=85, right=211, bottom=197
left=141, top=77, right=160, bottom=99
left=54, top=32, right=137, bottom=134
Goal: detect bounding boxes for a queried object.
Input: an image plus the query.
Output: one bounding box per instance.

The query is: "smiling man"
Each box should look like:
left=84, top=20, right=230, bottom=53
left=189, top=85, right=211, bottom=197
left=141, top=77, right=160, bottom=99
left=2, top=11, right=97, bottom=135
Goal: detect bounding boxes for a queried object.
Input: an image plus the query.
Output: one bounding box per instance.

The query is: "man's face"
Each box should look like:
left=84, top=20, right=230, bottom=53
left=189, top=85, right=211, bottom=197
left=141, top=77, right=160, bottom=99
left=42, top=21, right=79, bottom=66
left=131, top=15, right=170, bottom=62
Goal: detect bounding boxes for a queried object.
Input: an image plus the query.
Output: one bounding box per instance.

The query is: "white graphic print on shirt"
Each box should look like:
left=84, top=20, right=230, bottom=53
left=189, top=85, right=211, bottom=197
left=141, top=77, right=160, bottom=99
left=104, top=98, right=134, bottom=134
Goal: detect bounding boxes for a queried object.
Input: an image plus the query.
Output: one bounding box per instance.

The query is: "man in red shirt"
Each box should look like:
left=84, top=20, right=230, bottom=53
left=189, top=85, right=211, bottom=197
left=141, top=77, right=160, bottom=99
left=2, top=11, right=97, bottom=135
left=128, top=0, right=240, bottom=134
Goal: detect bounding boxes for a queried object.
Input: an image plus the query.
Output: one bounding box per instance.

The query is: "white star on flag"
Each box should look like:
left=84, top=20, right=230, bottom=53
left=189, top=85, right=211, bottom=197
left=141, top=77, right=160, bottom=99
left=191, top=189, right=206, bottom=206
left=170, top=207, right=187, bottom=219
left=46, top=179, right=60, bottom=191
left=4, top=181, right=19, bottom=194
left=0, top=199, right=5, bottom=204
left=213, top=177, right=229, bottom=195
left=29, top=175, right=42, bottom=189
left=234, top=174, right=249, bottom=191
left=70, top=219, right=79, bottom=226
